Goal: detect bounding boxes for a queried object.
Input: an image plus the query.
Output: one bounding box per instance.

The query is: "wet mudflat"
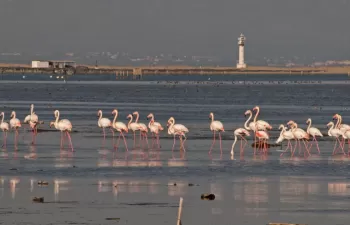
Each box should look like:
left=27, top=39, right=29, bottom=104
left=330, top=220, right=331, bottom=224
left=0, top=77, right=350, bottom=225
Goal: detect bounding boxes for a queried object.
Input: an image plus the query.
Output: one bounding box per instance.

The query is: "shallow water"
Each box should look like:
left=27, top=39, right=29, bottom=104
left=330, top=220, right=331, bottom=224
left=1, top=75, right=350, bottom=225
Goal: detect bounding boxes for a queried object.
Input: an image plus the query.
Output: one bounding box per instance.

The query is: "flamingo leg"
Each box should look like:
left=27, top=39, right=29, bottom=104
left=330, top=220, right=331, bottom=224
left=110, top=128, right=115, bottom=147
left=280, top=141, right=290, bottom=157
left=303, top=139, right=310, bottom=157
left=209, top=131, right=216, bottom=154
left=143, top=132, right=149, bottom=150
left=14, top=128, right=19, bottom=148
left=120, top=132, right=129, bottom=152
left=133, top=131, right=136, bottom=149
left=66, top=132, right=74, bottom=152
left=348, top=139, right=350, bottom=156
left=239, top=137, right=242, bottom=154
left=292, top=139, right=298, bottom=157
left=314, top=137, right=321, bottom=155
left=181, top=135, right=187, bottom=152
left=115, top=132, right=122, bottom=151
left=219, top=132, right=222, bottom=155
left=171, top=135, right=176, bottom=153
left=332, top=138, right=338, bottom=155
left=102, top=127, right=106, bottom=147
left=157, top=134, right=161, bottom=149
left=60, top=131, right=63, bottom=149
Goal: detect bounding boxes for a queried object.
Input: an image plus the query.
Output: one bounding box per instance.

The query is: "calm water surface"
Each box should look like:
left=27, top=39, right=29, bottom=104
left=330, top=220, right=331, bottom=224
left=0, top=74, right=350, bottom=225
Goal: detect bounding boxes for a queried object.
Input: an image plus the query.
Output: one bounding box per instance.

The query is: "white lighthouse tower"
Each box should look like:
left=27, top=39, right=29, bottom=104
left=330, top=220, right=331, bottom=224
left=236, top=33, right=247, bottom=69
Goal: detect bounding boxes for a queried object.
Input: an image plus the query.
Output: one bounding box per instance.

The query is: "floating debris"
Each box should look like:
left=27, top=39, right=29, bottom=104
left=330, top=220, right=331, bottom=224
left=38, top=181, right=49, bottom=185
left=32, top=197, right=44, bottom=203
left=201, top=193, right=215, bottom=200
left=105, top=218, right=120, bottom=221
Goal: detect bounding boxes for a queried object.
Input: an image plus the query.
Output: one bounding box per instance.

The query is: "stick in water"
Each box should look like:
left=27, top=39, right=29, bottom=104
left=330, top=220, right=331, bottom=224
left=177, top=197, right=183, bottom=225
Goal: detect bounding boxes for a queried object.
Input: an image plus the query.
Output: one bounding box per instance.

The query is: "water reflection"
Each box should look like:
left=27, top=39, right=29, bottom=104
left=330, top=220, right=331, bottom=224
left=328, top=183, right=350, bottom=196
left=54, top=179, right=69, bottom=201
left=10, top=178, right=19, bottom=199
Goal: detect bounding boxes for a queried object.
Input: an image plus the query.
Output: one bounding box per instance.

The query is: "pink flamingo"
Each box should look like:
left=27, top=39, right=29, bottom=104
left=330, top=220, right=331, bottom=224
left=341, top=130, right=350, bottom=155
left=133, top=111, right=149, bottom=149
left=252, top=106, right=272, bottom=152
left=209, top=112, right=225, bottom=155
left=127, top=114, right=140, bottom=149
left=112, top=109, right=129, bottom=151
left=97, top=110, right=114, bottom=146
left=147, top=114, right=163, bottom=149
left=0, top=112, right=9, bottom=148
left=327, top=121, right=345, bottom=155
left=306, top=118, right=323, bottom=154
left=167, top=117, right=189, bottom=153
left=255, top=130, right=270, bottom=154
left=287, top=121, right=310, bottom=157
left=24, top=104, right=39, bottom=145
left=50, top=110, right=74, bottom=151
left=10, top=111, right=21, bottom=148
left=230, top=128, right=250, bottom=157
left=333, top=114, right=350, bottom=149
left=276, top=124, right=295, bottom=157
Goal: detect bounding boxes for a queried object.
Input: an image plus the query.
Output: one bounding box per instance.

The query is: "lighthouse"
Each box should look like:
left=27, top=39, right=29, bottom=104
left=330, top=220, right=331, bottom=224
left=236, top=33, right=247, bottom=69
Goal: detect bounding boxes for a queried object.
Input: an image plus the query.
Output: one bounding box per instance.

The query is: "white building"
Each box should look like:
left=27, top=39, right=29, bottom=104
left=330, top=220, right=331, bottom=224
left=237, top=33, right=247, bottom=69
left=32, top=61, right=49, bottom=68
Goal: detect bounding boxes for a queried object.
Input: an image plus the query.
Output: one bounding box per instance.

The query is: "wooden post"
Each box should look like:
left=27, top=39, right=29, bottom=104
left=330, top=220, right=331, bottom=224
left=177, top=197, right=183, bottom=225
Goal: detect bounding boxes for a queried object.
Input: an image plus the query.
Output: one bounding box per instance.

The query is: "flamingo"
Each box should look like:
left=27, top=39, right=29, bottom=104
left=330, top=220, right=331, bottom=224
left=147, top=113, right=163, bottom=149
left=287, top=121, right=310, bottom=157
left=148, top=119, right=161, bottom=149
left=133, top=111, right=149, bottom=149
left=127, top=114, right=141, bottom=149
left=306, top=118, right=323, bottom=154
left=111, top=109, right=129, bottom=151
left=24, top=104, right=39, bottom=144
left=333, top=114, right=350, bottom=149
left=97, top=110, right=114, bottom=146
left=276, top=124, right=295, bottom=157
left=167, top=117, right=189, bottom=153
left=341, top=129, right=350, bottom=155
left=255, top=130, right=270, bottom=154
left=251, top=106, right=272, bottom=152
left=209, top=112, right=225, bottom=155
left=10, top=111, right=21, bottom=147
left=50, top=110, right=74, bottom=151
left=0, top=112, right=9, bottom=148
left=252, top=106, right=272, bottom=130
left=327, top=121, right=345, bottom=155
left=230, top=128, right=250, bottom=157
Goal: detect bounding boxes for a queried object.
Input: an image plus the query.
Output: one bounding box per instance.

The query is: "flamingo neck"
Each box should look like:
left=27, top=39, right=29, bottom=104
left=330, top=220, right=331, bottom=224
left=230, top=135, right=237, bottom=156
left=1, top=114, right=4, bottom=123
left=134, top=113, right=139, bottom=123
left=337, top=116, right=342, bottom=128
left=13, top=112, right=16, bottom=119
left=98, top=111, right=102, bottom=121
left=328, top=123, right=334, bottom=136
left=253, top=108, right=259, bottom=123
left=30, top=105, right=34, bottom=115
left=244, top=111, right=252, bottom=130
left=307, top=120, right=311, bottom=133
left=168, top=121, right=174, bottom=134
left=113, top=112, right=118, bottom=125
left=55, top=111, right=60, bottom=125
left=279, top=126, right=285, bottom=137
left=210, top=114, right=214, bottom=122
left=128, top=117, right=132, bottom=127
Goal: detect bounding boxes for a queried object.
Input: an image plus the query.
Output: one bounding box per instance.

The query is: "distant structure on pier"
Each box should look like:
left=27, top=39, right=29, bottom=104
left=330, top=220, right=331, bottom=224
left=236, top=33, right=247, bottom=69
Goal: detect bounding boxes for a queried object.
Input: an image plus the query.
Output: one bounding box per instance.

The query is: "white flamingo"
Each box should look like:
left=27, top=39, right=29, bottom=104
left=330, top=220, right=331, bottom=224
left=0, top=112, right=9, bottom=148
left=50, top=110, right=74, bottom=151
left=306, top=118, right=323, bottom=154
left=147, top=113, right=163, bottom=149
left=327, top=121, right=345, bottom=155
left=112, top=109, right=129, bottom=151
left=97, top=110, right=113, bottom=146
left=341, top=129, right=350, bottom=155
left=287, top=121, right=310, bottom=157
left=230, top=128, right=250, bottom=157
left=10, top=111, right=21, bottom=147
left=276, top=124, right=295, bottom=157
left=127, top=114, right=141, bottom=149
left=254, top=130, right=270, bottom=154
left=252, top=106, right=272, bottom=130
left=167, top=117, right=189, bottom=153
left=209, top=112, right=225, bottom=155
left=133, top=111, right=149, bottom=149
left=24, top=104, right=39, bottom=144
left=333, top=114, right=350, bottom=149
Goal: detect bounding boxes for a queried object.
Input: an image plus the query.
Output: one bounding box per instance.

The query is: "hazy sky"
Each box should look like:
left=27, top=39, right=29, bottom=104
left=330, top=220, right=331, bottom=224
left=0, top=0, right=349, bottom=59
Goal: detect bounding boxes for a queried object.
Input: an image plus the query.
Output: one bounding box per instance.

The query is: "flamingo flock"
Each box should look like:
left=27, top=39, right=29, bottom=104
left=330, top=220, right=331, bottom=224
left=1, top=104, right=350, bottom=158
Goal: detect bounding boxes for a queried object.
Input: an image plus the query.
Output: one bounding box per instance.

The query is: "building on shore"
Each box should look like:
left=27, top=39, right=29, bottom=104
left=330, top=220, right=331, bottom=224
left=236, top=33, right=247, bottom=69
left=31, top=60, right=76, bottom=69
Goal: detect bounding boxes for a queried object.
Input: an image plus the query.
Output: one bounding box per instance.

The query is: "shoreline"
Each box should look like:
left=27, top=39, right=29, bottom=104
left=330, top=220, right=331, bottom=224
left=1, top=63, right=350, bottom=75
